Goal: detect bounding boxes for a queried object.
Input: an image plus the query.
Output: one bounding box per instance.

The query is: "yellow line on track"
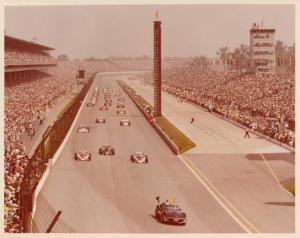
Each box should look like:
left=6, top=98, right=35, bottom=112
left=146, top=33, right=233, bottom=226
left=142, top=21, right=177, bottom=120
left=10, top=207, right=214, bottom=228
left=179, top=155, right=260, bottom=233
left=260, top=154, right=280, bottom=184
left=260, top=154, right=294, bottom=197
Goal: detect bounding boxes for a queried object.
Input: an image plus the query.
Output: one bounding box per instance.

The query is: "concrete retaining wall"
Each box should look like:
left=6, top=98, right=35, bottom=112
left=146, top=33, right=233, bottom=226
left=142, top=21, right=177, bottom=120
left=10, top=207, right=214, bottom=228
left=31, top=75, right=95, bottom=220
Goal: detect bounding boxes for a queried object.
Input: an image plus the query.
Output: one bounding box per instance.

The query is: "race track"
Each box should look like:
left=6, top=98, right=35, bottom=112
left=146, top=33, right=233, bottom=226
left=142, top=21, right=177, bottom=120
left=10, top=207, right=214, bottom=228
left=33, top=74, right=245, bottom=233
left=124, top=78, right=295, bottom=233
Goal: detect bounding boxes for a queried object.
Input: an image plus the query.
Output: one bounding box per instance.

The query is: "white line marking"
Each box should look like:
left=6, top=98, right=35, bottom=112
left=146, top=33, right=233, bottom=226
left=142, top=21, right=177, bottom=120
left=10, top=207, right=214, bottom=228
left=33, top=75, right=98, bottom=215
left=260, top=153, right=280, bottom=184
left=178, top=154, right=260, bottom=233
left=260, top=154, right=295, bottom=197
left=52, top=77, right=95, bottom=165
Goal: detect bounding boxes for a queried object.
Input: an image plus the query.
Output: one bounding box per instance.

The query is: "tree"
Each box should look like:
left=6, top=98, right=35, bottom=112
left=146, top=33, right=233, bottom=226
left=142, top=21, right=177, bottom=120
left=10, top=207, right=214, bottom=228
left=275, top=40, right=295, bottom=73
left=57, top=54, right=69, bottom=61
left=275, top=40, right=287, bottom=66
left=216, top=46, right=229, bottom=69
left=232, top=47, right=241, bottom=70
left=192, top=55, right=209, bottom=69
left=216, top=46, right=229, bottom=63
left=287, top=43, right=295, bottom=73
left=229, top=44, right=249, bottom=72
left=239, top=44, right=249, bottom=72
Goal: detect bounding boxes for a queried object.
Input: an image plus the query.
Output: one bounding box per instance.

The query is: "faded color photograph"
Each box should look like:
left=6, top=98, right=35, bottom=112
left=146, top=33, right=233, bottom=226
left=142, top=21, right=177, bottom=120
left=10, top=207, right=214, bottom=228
left=4, top=4, right=295, bottom=234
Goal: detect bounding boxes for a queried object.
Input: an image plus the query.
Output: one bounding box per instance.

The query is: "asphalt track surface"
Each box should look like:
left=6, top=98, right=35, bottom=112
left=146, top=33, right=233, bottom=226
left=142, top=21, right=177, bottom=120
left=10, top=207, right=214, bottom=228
left=34, top=74, right=246, bottom=233
left=124, top=79, right=295, bottom=233
left=124, top=79, right=291, bottom=154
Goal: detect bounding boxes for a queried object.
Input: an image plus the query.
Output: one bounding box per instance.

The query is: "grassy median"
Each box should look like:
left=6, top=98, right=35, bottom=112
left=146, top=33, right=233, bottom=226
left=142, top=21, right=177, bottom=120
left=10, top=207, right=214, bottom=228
left=121, top=80, right=196, bottom=154
left=155, top=116, right=196, bottom=154
left=281, top=178, right=295, bottom=195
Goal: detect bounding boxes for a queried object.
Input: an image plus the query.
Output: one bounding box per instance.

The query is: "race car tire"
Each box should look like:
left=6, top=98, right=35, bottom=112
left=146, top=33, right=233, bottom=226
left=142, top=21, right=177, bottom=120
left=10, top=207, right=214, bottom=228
left=162, top=214, right=167, bottom=223
left=159, top=214, right=164, bottom=223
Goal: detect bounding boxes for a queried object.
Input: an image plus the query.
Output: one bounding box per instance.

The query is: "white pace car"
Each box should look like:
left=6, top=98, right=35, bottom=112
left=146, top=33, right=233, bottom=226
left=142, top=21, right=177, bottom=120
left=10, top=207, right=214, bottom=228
left=74, top=150, right=91, bottom=161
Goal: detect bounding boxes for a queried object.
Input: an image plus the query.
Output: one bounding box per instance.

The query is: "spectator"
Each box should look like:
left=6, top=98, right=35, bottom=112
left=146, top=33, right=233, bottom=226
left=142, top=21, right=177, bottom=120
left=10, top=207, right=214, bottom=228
left=143, top=65, right=295, bottom=147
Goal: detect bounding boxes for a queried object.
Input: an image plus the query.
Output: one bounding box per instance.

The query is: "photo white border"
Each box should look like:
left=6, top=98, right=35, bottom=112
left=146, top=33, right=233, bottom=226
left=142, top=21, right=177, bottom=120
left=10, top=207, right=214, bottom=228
left=0, top=0, right=298, bottom=238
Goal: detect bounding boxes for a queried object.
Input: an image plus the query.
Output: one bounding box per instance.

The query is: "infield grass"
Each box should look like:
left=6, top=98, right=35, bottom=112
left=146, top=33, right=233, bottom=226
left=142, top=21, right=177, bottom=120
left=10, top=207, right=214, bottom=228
left=281, top=178, right=295, bottom=196
left=155, top=116, right=196, bottom=154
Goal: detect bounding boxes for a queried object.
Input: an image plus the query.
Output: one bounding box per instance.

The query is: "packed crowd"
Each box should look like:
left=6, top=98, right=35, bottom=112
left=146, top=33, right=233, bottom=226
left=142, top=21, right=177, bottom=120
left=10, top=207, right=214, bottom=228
left=4, top=61, right=91, bottom=232
left=145, top=66, right=295, bottom=147
left=5, top=48, right=56, bottom=66
left=4, top=57, right=133, bottom=232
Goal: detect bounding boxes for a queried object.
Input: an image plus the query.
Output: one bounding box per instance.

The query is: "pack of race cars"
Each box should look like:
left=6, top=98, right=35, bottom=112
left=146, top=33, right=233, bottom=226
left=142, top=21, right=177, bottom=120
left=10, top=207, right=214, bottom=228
left=77, top=84, right=187, bottom=226
left=77, top=86, right=146, bottom=163
left=86, top=86, right=99, bottom=107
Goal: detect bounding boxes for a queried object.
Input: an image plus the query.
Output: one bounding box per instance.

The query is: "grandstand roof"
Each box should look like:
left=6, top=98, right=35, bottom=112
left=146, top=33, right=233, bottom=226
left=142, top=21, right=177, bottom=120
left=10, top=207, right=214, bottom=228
left=5, top=35, right=55, bottom=51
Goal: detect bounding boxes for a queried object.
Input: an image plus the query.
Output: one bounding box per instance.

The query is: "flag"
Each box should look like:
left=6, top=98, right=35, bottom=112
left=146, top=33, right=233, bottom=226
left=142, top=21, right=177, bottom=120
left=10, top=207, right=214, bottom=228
left=156, top=196, right=160, bottom=203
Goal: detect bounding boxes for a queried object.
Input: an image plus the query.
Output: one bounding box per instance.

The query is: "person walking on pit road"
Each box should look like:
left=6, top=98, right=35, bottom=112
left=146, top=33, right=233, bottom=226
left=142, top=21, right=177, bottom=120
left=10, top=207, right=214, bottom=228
left=191, top=117, right=195, bottom=124
left=244, top=128, right=250, bottom=138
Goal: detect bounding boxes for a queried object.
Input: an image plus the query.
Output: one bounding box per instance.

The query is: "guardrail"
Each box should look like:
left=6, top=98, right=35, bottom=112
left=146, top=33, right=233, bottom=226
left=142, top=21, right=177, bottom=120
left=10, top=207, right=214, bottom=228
left=118, top=80, right=179, bottom=155
left=19, top=73, right=96, bottom=232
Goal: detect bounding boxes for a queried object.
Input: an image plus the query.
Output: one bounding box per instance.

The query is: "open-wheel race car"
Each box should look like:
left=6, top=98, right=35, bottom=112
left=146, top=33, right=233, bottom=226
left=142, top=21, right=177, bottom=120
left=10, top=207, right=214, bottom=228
left=104, top=101, right=112, bottom=106
left=120, top=119, right=131, bottom=126
left=86, top=99, right=96, bottom=107
left=117, top=109, right=126, bottom=115
left=130, top=152, right=148, bottom=163
left=99, top=146, right=115, bottom=155
left=103, top=87, right=110, bottom=93
left=99, top=106, right=108, bottom=111
left=95, top=118, right=106, bottom=124
left=77, top=125, right=90, bottom=133
left=117, top=104, right=125, bottom=109
left=104, top=93, right=111, bottom=99
left=74, top=150, right=91, bottom=161
left=154, top=196, right=187, bottom=225
left=117, top=98, right=125, bottom=103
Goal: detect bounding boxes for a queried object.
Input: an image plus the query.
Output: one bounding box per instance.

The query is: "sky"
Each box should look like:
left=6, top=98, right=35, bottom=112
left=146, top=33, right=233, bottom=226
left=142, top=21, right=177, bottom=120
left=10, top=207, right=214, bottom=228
left=4, top=4, right=295, bottom=60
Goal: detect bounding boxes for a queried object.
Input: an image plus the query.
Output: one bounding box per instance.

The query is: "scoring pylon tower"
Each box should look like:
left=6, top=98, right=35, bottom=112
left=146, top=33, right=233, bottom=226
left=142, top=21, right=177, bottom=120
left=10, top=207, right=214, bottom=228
left=153, top=11, right=162, bottom=116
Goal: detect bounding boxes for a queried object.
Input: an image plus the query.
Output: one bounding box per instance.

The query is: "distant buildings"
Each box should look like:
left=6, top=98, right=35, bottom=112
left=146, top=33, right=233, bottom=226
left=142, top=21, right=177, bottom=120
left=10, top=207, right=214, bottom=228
left=249, top=23, right=275, bottom=74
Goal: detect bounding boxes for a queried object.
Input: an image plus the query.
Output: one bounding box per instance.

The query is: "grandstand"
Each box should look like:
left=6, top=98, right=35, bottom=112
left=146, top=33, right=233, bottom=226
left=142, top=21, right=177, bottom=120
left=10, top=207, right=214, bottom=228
left=4, top=35, right=154, bottom=233
left=5, top=35, right=57, bottom=86
left=143, top=65, right=295, bottom=148
left=4, top=36, right=59, bottom=233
